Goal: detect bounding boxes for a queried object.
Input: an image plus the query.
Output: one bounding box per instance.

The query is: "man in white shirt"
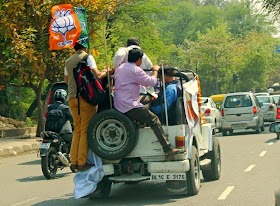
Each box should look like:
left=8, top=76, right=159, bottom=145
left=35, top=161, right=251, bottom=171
left=113, top=37, right=156, bottom=108
left=113, top=37, right=153, bottom=70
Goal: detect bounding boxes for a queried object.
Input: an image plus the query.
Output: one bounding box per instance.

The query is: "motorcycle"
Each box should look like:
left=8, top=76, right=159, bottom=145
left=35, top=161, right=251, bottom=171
left=38, top=121, right=75, bottom=179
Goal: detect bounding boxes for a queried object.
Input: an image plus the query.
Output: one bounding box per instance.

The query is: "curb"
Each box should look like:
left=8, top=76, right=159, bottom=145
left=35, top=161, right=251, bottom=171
left=0, top=127, right=37, bottom=138
left=0, top=142, right=40, bottom=157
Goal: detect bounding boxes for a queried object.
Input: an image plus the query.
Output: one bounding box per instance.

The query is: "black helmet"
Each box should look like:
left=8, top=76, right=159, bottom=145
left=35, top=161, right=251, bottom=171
left=54, top=89, right=67, bottom=103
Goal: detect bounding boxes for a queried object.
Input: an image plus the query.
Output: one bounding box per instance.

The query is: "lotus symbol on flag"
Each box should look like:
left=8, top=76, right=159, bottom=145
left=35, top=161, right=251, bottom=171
left=51, top=9, right=76, bottom=47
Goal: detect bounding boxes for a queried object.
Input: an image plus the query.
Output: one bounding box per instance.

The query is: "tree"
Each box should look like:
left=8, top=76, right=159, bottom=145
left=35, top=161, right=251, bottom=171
left=183, top=23, right=234, bottom=96
left=232, top=32, right=277, bottom=92
left=224, top=1, right=274, bottom=37
left=0, top=0, right=129, bottom=136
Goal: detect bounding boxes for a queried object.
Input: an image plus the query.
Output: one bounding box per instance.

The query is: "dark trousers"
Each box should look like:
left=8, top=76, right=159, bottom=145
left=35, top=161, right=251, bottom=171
left=125, top=107, right=172, bottom=152
left=139, top=94, right=152, bottom=109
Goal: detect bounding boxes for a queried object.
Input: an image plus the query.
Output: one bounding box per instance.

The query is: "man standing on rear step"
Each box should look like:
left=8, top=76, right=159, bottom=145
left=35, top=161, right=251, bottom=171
left=114, top=48, right=184, bottom=158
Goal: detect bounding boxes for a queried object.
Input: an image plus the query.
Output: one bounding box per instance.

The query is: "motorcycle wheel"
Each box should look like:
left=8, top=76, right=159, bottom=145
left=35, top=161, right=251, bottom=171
left=41, top=146, right=58, bottom=179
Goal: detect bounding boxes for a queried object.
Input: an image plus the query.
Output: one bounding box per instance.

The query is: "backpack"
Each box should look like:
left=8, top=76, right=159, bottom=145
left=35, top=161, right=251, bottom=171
left=73, top=54, right=106, bottom=109
left=45, top=105, right=66, bottom=133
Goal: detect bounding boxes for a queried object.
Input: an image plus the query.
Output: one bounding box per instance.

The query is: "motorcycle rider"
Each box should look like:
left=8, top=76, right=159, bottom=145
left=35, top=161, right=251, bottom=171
left=45, top=89, right=73, bottom=140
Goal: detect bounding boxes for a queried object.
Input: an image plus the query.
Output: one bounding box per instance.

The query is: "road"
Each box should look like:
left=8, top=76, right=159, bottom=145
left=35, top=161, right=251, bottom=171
left=0, top=125, right=279, bottom=206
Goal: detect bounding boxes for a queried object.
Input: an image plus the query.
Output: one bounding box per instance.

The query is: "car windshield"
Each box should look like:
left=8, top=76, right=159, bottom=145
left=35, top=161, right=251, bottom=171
left=272, top=96, right=280, bottom=104
left=256, top=96, right=270, bottom=103
left=201, top=98, right=208, bottom=106
left=224, top=95, right=252, bottom=108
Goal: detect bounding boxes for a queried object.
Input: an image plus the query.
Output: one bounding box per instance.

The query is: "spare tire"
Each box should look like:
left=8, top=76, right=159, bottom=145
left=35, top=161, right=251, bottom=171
left=87, top=109, right=139, bottom=160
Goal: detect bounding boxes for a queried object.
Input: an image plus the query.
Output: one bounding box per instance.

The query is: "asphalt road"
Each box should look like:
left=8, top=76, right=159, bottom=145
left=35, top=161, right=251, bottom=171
left=0, top=124, right=279, bottom=206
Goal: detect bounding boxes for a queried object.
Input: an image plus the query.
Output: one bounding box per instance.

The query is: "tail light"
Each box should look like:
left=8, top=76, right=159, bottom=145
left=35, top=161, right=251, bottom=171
left=48, top=90, right=53, bottom=105
left=204, top=108, right=211, bottom=116
left=221, top=109, right=224, bottom=117
left=253, top=106, right=257, bottom=114
left=175, top=136, right=185, bottom=149
left=268, top=105, right=274, bottom=111
left=277, top=108, right=280, bottom=119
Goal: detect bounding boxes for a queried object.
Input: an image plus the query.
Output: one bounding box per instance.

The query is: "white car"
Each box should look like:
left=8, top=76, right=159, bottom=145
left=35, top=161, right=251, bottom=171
left=256, top=96, right=277, bottom=122
left=201, top=97, right=221, bottom=132
left=255, top=92, right=270, bottom=96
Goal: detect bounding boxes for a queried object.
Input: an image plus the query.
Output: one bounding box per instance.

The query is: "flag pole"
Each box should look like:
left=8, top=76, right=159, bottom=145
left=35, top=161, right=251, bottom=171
left=103, top=20, right=113, bottom=109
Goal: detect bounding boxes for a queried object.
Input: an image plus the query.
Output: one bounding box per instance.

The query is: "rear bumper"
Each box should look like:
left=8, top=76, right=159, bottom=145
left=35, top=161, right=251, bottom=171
left=148, top=160, right=189, bottom=173
left=205, top=116, right=214, bottom=125
left=263, top=112, right=276, bottom=121
left=104, top=160, right=190, bottom=181
left=221, top=116, right=259, bottom=130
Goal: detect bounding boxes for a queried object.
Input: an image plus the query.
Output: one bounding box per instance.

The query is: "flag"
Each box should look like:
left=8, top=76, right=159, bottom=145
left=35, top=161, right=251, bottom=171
left=49, top=4, right=89, bottom=50
left=74, top=7, right=90, bottom=49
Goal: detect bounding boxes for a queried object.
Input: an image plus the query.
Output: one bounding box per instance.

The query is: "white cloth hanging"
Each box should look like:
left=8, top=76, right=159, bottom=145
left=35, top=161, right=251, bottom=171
left=73, top=149, right=104, bottom=199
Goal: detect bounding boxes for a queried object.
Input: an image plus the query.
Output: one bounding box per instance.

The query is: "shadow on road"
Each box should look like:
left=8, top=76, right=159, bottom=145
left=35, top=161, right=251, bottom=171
left=264, top=137, right=278, bottom=144
left=32, top=182, right=192, bottom=206
left=17, top=172, right=72, bottom=182
left=18, top=159, right=40, bottom=165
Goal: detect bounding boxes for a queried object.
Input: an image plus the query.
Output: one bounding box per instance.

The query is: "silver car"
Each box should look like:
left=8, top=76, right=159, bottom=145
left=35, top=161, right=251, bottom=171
left=221, top=92, right=264, bottom=136
left=256, top=96, right=277, bottom=122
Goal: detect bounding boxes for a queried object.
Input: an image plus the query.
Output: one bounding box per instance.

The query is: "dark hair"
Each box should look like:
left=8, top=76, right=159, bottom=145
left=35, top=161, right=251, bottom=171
left=127, top=37, right=140, bottom=46
left=159, top=67, right=177, bottom=77
left=128, top=48, right=144, bottom=63
left=74, top=42, right=84, bottom=51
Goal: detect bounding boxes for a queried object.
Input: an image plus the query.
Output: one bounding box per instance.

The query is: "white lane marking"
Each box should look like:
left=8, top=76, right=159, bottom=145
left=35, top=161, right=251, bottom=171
left=244, top=164, right=256, bottom=172
left=218, top=186, right=235, bottom=200
left=268, top=142, right=274, bottom=145
left=12, top=197, right=38, bottom=206
left=259, top=151, right=267, bottom=157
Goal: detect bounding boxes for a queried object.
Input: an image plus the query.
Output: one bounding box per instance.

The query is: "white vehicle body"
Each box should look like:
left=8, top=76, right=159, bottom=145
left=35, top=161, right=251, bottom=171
left=87, top=70, right=221, bottom=197
left=256, top=96, right=277, bottom=122
left=201, top=97, right=222, bottom=130
left=255, top=92, right=270, bottom=96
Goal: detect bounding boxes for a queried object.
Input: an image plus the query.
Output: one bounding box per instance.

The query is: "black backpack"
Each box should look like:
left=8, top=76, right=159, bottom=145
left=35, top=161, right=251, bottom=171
left=45, top=105, right=66, bottom=133
left=73, top=54, right=106, bottom=111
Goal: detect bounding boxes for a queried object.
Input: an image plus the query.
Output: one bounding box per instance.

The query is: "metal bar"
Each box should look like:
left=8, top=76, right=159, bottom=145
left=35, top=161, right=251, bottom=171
left=161, top=61, right=169, bottom=132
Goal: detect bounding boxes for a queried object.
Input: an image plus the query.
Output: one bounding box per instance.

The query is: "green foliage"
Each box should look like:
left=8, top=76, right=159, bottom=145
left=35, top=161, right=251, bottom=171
left=1, top=0, right=280, bottom=126
left=26, top=117, right=37, bottom=127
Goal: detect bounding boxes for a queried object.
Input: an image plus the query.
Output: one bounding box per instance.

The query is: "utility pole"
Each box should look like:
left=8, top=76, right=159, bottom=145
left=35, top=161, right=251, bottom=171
left=233, top=71, right=239, bottom=92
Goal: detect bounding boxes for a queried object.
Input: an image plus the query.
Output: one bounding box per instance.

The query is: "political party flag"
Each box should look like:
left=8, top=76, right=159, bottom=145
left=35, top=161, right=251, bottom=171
left=49, top=4, right=89, bottom=50
left=73, top=7, right=90, bottom=49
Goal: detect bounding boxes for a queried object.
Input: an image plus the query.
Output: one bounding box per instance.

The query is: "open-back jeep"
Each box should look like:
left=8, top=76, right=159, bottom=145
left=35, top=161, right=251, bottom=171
left=86, top=69, right=221, bottom=197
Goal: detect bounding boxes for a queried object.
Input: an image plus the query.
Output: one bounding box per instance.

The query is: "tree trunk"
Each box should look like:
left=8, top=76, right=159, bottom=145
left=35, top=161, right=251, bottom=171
left=35, top=84, right=45, bottom=137
left=214, top=54, right=219, bottom=94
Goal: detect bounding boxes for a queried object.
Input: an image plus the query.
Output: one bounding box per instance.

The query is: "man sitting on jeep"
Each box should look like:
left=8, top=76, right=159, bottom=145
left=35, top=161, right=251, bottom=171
left=114, top=48, right=184, bottom=158
left=150, top=67, right=178, bottom=124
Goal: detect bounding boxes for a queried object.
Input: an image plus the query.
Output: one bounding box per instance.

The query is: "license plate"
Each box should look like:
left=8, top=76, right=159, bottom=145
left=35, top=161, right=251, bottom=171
left=232, top=123, right=247, bottom=129
left=150, top=173, right=186, bottom=181
left=39, top=143, right=51, bottom=149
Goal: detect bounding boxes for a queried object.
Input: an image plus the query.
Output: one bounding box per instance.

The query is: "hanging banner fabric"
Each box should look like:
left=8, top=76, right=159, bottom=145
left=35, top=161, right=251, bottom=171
left=49, top=4, right=89, bottom=50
